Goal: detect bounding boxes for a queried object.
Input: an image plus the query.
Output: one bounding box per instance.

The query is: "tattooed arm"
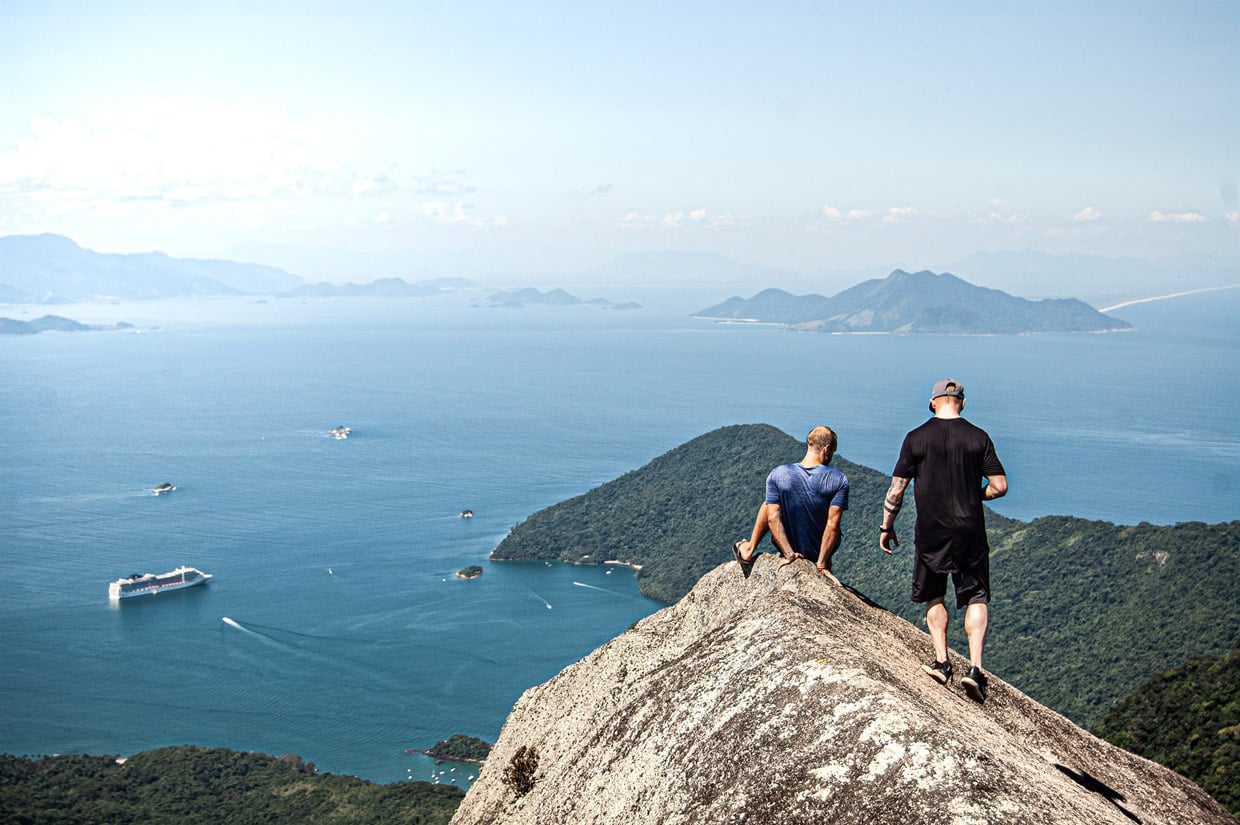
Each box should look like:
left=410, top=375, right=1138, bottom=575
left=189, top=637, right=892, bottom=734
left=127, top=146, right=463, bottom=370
left=879, top=476, right=909, bottom=555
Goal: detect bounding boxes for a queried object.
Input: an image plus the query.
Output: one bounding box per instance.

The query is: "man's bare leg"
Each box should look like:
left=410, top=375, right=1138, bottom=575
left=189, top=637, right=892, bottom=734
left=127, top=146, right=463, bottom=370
left=964, top=602, right=988, bottom=670
left=737, top=503, right=771, bottom=562
left=925, top=598, right=950, bottom=662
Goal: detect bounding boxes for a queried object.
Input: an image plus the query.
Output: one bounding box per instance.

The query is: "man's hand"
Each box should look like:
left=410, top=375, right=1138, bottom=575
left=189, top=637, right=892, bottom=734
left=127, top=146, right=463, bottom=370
left=880, top=477, right=908, bottom=556
left=777, top=552, right=804, bottom=570
left=816, top=566, right=842, bottom=586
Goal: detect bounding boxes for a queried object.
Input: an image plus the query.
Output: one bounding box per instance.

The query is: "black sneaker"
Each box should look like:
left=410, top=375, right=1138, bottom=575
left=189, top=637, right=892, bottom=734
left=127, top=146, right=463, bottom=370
left=962, top=666, right=988, bottom=703
left=921, top=659, right=953, bottom=685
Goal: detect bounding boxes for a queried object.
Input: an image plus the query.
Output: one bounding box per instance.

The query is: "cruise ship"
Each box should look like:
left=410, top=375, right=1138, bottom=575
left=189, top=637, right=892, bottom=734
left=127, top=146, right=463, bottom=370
left=108, top=566, right=212, bottom=600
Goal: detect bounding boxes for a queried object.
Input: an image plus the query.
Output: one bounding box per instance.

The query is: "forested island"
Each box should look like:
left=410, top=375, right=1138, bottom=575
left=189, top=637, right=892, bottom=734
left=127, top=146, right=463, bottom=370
left=0, top=314, right=134, bottom=335
left=422, top=734, right=492, bottom=763
left=455, top=565, right=483, bottom=580
left=694, top=269, right=1132, bottom=334
left=488, top=286, right=639, bottom=310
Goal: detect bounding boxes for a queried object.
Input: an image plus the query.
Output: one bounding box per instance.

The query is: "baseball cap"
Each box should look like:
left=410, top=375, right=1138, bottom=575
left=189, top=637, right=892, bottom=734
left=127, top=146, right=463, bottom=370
left=929, top=379, right=964, bottom=411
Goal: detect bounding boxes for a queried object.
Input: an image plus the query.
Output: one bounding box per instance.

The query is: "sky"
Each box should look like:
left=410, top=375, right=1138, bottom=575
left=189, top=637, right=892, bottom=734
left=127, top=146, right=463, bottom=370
left=1, top=0, right=1237, bottom=292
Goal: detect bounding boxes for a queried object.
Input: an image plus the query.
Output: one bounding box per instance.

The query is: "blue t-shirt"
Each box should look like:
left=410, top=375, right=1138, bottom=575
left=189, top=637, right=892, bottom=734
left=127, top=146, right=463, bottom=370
left=764, top=463, right=849, bottom=559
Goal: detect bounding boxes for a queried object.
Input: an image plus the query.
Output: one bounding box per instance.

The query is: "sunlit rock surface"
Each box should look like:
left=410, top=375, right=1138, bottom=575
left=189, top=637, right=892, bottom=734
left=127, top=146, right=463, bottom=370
left=452, top=554, right=1230, bottom=825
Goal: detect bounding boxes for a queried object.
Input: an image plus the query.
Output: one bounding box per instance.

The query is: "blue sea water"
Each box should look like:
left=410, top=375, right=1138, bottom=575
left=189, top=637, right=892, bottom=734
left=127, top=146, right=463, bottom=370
left=1, top=287, right=1236, bottom=785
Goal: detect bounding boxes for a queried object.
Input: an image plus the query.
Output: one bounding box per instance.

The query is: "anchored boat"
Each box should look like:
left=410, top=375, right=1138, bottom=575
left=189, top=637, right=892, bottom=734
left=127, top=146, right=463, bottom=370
left=108, top=566, right=212, bottom=600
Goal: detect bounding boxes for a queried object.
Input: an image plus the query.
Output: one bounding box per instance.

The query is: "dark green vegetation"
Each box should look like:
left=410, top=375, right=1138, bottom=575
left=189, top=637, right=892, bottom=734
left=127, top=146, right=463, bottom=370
left=0, top=746, right=463, bottom=825
left=455, top=565, right=483, bottom=580
left=1095, top=646, right=1239, bottom=815
left=491, top=424, right=1239, bottom=729
left=500, top=746, right=539, bottom=798
left=425, top=735, right=491, bottom=762
left=695, top=269, right=1131, bottom=333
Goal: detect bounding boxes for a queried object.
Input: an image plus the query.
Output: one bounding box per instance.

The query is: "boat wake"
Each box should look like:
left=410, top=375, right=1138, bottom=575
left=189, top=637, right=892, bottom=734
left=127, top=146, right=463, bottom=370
left=237, top=620, right=349, bottom=642
left=520, top=583, right=553, bottom=610
left=221, top=616, right=409, bottom=695
left=221, top=616, right=290, bottom=651
left=573, top=581, right=642, bottom=600
left=1098, top=283, right=1240, bottom=313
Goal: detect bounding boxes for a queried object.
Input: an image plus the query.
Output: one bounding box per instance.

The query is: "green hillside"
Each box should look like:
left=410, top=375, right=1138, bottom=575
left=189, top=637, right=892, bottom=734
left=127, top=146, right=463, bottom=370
left=0, top=746, right=463, bottom=825
left=491, top=423, right=1239, bottom=728
left=1095, top=646, right=1239, bottom=815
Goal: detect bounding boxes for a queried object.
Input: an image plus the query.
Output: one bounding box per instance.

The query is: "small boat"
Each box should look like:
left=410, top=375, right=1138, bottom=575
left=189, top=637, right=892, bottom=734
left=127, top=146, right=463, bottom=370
left=152, top=483, right=176, bottom=495
left=460, top=509, right=474, bottom=519
left=329, top=426, right=352, bottom=439
left=108, top=566, right=212, bottom=600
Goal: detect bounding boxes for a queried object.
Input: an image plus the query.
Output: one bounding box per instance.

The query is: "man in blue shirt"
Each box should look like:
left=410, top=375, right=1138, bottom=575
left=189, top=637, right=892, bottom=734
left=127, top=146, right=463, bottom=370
left=733, top=426, right=850, bottom=585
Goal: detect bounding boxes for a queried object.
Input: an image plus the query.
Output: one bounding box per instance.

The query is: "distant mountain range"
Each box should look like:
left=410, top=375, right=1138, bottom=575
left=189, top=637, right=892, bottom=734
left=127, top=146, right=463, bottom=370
left=0, top=234, right=304, bottom=302
left=0, top=233, right=480, bottom=303
left=280, top=276, right=475, bottom=298
left=0, top=234, right=641, bottom=308
left=695, top=269, right=1132, bottom=334
left=489, top=287, right=640, bottom=310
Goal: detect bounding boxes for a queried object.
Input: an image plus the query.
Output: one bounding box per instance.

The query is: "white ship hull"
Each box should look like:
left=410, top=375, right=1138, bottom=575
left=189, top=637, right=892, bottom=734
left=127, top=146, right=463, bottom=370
left=108, top=566, right=212, bottom=600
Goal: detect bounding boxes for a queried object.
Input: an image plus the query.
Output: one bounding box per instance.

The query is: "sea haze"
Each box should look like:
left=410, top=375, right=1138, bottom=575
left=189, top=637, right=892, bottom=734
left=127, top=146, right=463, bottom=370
left=0, top=288, right=1236, bottom=784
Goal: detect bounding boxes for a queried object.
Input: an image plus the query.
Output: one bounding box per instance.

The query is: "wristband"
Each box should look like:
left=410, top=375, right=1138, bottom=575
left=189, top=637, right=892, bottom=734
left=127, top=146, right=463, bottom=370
left=879, top=527, right=895, bottom=534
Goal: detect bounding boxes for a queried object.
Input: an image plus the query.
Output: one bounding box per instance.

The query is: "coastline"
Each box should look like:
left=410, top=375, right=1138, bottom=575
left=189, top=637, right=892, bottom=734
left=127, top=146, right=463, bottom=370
left=487, top=557, right=643, bottom=571
left=420, top=750, right=486, bottom=765
left=603, top=559, right=642, bottom=571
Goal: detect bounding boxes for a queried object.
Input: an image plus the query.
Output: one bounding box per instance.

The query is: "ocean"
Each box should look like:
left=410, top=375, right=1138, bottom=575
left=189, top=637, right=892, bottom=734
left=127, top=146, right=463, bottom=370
left=1, top=286, right=1236, bottom=786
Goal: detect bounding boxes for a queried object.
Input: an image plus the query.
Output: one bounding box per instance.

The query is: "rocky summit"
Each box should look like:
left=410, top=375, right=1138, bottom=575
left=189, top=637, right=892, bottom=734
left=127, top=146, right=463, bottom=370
left=451, top=555, right=1230, bottom=825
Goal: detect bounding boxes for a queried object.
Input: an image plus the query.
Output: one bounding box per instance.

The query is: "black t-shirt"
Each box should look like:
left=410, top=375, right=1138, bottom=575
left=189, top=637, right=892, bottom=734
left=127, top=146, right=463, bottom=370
left=893, top=417, right=1005, bottom=572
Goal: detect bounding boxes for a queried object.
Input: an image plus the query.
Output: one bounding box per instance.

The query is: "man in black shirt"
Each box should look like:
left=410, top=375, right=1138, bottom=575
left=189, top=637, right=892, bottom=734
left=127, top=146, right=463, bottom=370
left=878, top=379, right=1007, bottom=703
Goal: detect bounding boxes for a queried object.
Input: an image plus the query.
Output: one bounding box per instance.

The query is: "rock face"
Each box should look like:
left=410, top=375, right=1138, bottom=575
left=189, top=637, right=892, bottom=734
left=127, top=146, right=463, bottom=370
left=451, top=555, right=1230, bottom=825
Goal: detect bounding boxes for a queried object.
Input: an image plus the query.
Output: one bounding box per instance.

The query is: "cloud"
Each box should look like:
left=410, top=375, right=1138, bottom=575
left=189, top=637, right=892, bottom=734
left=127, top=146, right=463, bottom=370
left=0, top=107, right=406, bottom=217
left=821, top=206, right=879, bottom=221
left=618, top=208, right=742, bottom=230
left=972, top=211, right=1029, bottom=224
left=659, top=209, right=710, bottom=226
left=413, top=170, right=477, bottom=197
left=618, top=211, right=657, bottom=227
left=881, top=207, right=919, bottom=224
left=1225, top=210, right=1240, bottom=225
left=1148, top=210, right=1208, bottom=223
left=1072, top=207, right=1104, bottom=223
left=420, top=201, right=505, bottom=227
left=590, top=183, right=613, bottom=195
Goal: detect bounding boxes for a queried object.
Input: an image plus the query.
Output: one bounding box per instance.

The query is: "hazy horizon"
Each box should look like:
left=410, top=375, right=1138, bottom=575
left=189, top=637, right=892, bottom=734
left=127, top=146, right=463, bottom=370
left=2, top=2, right=1237, bottom=297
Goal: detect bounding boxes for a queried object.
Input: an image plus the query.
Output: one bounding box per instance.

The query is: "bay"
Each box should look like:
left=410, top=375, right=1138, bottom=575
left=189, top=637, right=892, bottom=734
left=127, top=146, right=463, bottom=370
left=1, top=287, right=1236, bottom=785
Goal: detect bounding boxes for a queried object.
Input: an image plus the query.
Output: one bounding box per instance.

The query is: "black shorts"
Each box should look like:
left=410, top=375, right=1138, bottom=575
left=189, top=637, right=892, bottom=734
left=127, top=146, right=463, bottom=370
left=911, top=552, right=990, bottom=609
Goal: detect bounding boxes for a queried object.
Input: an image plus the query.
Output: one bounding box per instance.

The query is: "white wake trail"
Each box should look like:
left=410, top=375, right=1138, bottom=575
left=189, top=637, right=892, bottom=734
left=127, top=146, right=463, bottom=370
left=1099, top=283, right=1240, bottom=313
